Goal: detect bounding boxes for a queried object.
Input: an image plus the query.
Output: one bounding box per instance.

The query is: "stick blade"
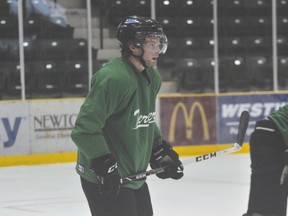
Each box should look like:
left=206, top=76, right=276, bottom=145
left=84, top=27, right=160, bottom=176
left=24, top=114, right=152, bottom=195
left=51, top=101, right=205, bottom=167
left=236, top=110, right=250, bottom=146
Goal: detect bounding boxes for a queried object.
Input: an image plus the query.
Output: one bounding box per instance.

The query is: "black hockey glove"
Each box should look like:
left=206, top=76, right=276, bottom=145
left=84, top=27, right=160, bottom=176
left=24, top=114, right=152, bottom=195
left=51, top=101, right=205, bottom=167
left=90, top=154, right=120, bottom=200
left=150, top=140, right=184, bottom=180
left=280, top=150, right=288, bottom=186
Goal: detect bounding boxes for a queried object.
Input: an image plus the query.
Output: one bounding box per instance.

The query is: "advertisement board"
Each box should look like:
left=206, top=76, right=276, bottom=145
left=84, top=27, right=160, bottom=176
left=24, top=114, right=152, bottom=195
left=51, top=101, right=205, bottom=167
left=0, top=101, right=30, bottom=156
left=1, top=93, right=288, bottom=158
left=217, top=93, right=288, bottom=143
left=159, top=95, right=216, bottom=146
left=29, top=99, right=83, bottom=154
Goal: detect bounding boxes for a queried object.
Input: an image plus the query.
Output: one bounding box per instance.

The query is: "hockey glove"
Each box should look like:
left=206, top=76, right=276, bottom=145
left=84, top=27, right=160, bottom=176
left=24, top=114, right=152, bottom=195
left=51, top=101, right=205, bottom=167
left=280, top=150, right=288, bottom=186
left=90, top=154, right=120, bottom=200
left=280, top=165, right=288, bottom=186
left=150, top=140, right=184, bottom=180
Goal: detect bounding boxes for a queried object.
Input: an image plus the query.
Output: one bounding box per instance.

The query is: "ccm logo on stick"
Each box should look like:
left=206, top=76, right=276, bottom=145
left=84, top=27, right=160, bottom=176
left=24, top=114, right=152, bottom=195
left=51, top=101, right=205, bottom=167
left=196, top=152, right=216, bottom=162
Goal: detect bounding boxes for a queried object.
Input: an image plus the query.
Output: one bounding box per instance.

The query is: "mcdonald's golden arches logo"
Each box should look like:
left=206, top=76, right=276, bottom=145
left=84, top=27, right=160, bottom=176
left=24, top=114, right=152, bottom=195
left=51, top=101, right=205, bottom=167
left=169, top=101, right=209, bottom=142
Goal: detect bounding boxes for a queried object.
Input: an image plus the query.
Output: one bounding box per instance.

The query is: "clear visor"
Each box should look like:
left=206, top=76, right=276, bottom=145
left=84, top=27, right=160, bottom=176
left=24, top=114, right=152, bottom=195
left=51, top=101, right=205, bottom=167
left=135, top=32, right=168, bottom=54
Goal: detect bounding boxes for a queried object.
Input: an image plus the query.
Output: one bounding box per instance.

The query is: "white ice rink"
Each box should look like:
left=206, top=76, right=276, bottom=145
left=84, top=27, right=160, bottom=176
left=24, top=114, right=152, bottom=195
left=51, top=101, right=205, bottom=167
left=1, top=154, right=254, bottom=216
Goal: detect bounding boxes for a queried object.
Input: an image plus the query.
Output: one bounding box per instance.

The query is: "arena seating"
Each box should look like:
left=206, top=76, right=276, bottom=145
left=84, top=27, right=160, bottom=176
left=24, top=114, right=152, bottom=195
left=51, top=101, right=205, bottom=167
left=277, top=0, right=288, bottom=15
left=107, top=0, right=132, bottom=26
left=221, top=56, right=253, bottom=92
left=0, top=0, right=287, bottom=99
left=278, top=56, right=288, bottom=89
left=172, top=58, right=207, bottom=93
left=32, top=61, right=64, bottom=98
left=218, top=37, right=246, bottom=55
left=2, top=61, right=34, bottom=99
left=0, top=16, right=18, bottom=38
left=278, top=36, right=288, bottom=56
left=205, top=58, right=229, bottom=92
left=246, top=56, right=273, bottom=90
left=63, top=60, right=89, bottom=96
left=132, top=0, right=151, bottom=17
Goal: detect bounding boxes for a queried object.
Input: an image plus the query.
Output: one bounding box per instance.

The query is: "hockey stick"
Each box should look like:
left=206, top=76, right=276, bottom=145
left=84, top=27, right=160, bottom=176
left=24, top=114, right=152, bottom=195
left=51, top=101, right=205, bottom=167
left=120, top=110, right=250, bottom=184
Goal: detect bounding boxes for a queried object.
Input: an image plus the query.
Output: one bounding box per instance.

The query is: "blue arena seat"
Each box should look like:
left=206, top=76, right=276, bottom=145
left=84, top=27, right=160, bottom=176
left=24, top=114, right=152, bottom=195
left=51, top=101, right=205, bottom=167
left=24, top=16, right=42, bottom=37
left=178, top=37, right=205, bottom=51
left=205, top=57, right=229, bottom=92
left=178, top=0, right=213, bottom=16
left=108, top=0, right=131, bottom=26
left=32, top=61, right=64, bottom=98
left=41, top=16, right=74, bottom=39
left=221, top=56, right=252, bottom=91
left=277, top=16, right=288, bottom=35
left=66, top=38, right=89, bottom=61
left=198, top=57, right=215, bottom=92
left=219, top=37, right=246, bottom=55
left=131, top=0, right=150, bottom=17
left=178, top=16, right=213, bottom=37
left=278, top=56, right=288, bottom=89
left=179, top=36, right=214, bottom=58
left=0, top=0, right=11, bottom=16
left=277, top=0, right=288, bottom=15
left=245, top=0, right=271, bottom=15
left=249, top=16, right=272, bottom=35
left=0, top=65, right=7, bottom=99
left=172, top=58, right=207, bottom=93
left=157, top=16, right=179, bottom=37
left=245, top=36, right=272, bottom=55
left=218, top=0, right=246, bottom=16
left=2, top=61, right=34, bottom=99
left=0, top=16, right=18, bottom=38
left=35, top=39, right=68, bottom=61
left=156, top=0, right=178, bottom=17
left=1, top=37, right=37, bottom=61
left=222, top=16, right=248, bottom=36
left=277, top=36, right=288, bottom=55
left=63, top=60, right=89, bottom=96
left=245, top=56, right=273, bottom=91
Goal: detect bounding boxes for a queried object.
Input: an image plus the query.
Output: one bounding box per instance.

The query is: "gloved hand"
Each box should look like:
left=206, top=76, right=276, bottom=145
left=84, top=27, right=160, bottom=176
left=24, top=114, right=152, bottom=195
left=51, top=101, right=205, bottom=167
left=280, top=149, right=288, bottom=186
left=90, top=154, right=120, bottom=199
left=150, top=140, right=184, bottom=180
left=280, top=165, right=288, bottom=185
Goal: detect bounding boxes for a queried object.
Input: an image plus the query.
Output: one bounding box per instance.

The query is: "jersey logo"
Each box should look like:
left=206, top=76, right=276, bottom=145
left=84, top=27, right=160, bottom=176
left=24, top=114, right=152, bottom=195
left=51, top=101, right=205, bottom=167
left=107, top=163, right=117, bottom=173
left=77, top=164, right=85, bottom=174
left=133, top=109, right=156, bottom=129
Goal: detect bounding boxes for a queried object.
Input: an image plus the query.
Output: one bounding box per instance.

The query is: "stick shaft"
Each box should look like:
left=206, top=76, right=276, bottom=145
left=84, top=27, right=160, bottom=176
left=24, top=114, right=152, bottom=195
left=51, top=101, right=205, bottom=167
left=120, top=143, right=240, bottom=184
left=121, top=111, right=250, bottom=184
left=186, top=143, right=241, bottom=164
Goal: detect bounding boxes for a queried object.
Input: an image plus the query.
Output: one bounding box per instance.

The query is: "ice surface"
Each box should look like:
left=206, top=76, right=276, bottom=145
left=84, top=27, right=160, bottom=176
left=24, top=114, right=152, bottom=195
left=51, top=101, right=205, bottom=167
left=0, top=154, right=257, bottom=216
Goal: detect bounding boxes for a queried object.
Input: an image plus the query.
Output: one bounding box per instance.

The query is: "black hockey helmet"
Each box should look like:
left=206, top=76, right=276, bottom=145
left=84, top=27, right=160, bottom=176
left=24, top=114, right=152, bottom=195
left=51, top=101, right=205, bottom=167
left=117, top=15, right=168, bottom=54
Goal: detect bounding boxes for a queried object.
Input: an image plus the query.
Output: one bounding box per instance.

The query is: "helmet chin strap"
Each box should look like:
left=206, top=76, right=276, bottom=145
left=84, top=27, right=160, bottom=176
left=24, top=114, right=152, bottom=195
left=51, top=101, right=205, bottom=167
left=131, top=47, right=147, bottom=69
left=139, top=56, right=147, bottom=69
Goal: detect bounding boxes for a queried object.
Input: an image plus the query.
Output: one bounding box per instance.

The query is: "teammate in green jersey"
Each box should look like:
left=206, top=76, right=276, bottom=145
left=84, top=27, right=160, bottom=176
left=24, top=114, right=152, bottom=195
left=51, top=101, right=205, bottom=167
left=243, top=105, right=288, bottom=216
left=71, top=15, right=183, bottom=216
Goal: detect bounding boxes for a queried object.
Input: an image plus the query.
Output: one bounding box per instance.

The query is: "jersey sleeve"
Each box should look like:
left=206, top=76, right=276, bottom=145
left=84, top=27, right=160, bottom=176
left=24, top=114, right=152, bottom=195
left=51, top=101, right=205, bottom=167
left=153, top=124, right=163, bottom=148
left=71, top=70, right=131, bottom=161
left=268, top=105, right=288, bottom=148
left=150, top=67, right=163, bottom=148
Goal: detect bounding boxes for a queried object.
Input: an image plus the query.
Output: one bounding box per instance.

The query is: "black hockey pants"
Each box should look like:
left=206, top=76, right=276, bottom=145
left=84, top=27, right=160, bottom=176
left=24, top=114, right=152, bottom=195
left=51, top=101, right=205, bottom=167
left=246, top=119, right=288, bottom=216
left=81, top=177, right=153, bottom=216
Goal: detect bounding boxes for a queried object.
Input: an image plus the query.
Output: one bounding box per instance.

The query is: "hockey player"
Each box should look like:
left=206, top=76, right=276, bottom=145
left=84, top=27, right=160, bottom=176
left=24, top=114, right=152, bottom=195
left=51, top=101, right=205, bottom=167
left=71, top=15, right=184, bottom=216
left=243, top=104, right=288, bottom=216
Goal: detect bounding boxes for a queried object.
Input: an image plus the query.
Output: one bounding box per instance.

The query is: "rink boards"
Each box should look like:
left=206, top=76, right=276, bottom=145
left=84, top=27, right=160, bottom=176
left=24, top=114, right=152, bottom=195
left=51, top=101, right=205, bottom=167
left=0, top=92, right=287, bottom=166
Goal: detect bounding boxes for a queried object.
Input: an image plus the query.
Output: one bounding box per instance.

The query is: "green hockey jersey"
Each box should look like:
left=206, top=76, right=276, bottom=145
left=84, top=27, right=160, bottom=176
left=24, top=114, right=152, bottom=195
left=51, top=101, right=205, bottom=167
left=268, top=104, right=288, bottom=148
left=71, top=57, right=163, bottom=189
